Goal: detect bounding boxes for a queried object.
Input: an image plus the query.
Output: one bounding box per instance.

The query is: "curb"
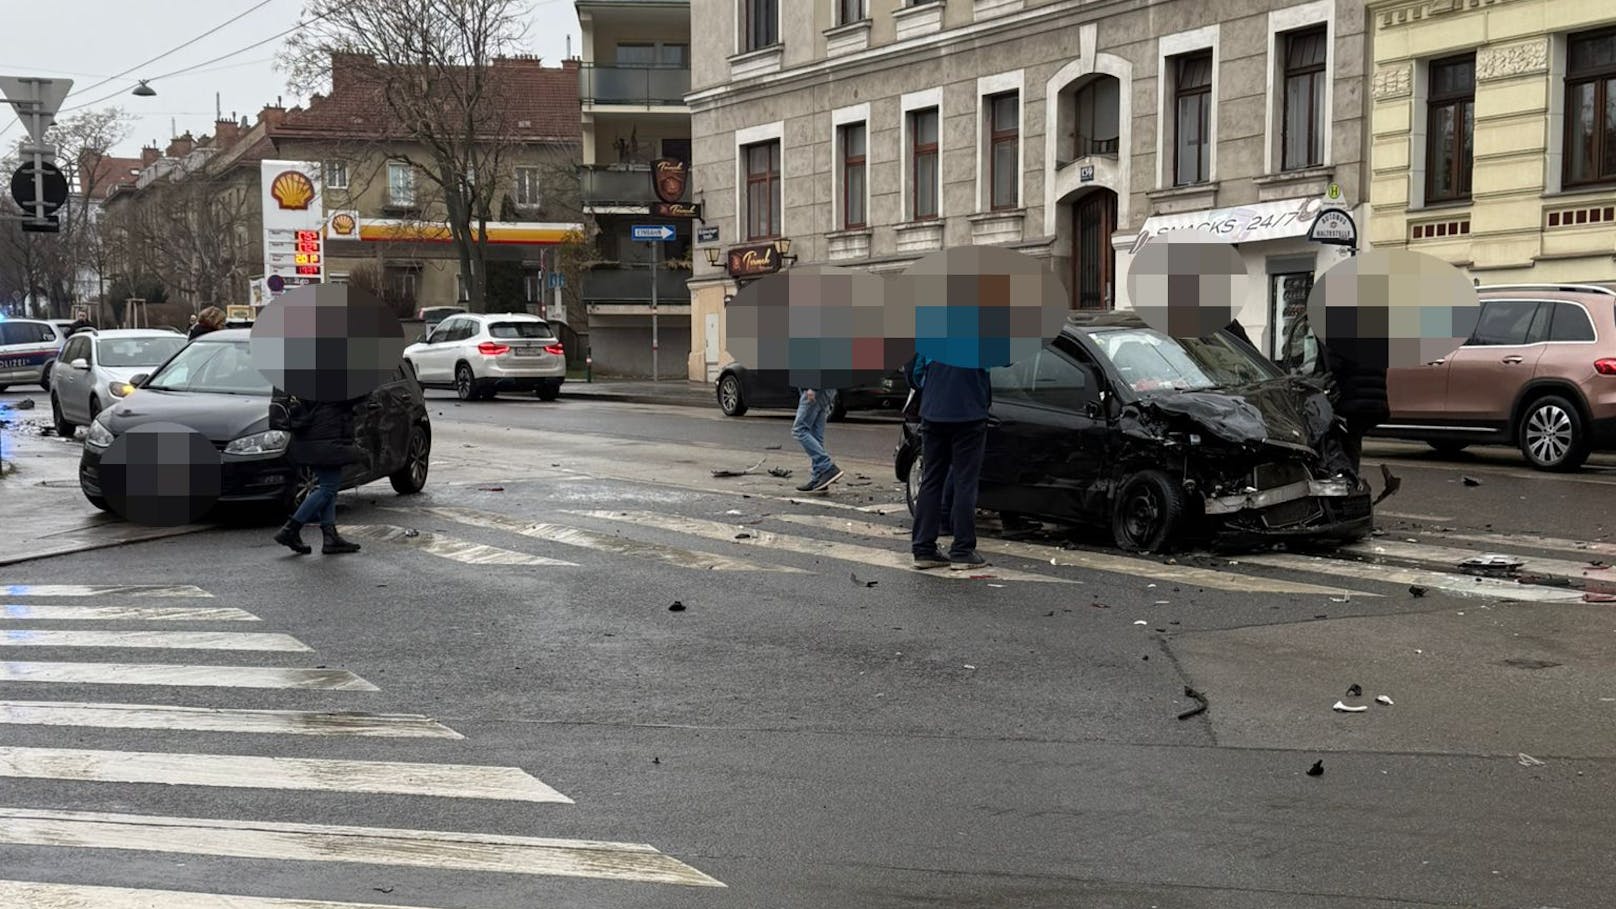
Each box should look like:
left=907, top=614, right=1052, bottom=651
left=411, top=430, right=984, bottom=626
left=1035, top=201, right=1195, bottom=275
left=0, top=524, right=212, bottom=568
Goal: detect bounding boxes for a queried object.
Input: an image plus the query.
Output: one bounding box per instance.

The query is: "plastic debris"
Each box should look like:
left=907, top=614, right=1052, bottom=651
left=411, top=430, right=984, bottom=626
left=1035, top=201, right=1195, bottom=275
left=712, top=457, right=767, bottom=478
left=668, top=601, right=686, bottom=612
left=1517, top=753, right=1546, bottom=767
left=1372, top=464, right=1402, bottom=506
left=734, top=533, right=752, bottom=540
left=1462, top=476, right=1482, bottom=487
left=1177, top=687, right=1208, bottom=720
left=1409, top=585, right=1428, bottom=598
left=1346, top=684, right=1363, bottom=697
left=1133, top=620, right=1148, bottom=626
left=1459, top=554, right=1524, bottom=574
left=477, top=486, right=505, bottom=492
left=1306, top=760, right=1325, bottom=777
left=1583, top=592, right=1616, bottom=603
left=1376, top=695, right=1395, bottom=706
left=14, top=398, right=34, bottom=411
left=767, top=467, right=794, bottom=479
left=1332, top=701, right=1369, bottom=713
left=401, top=529, right=420, bottom=538
left=963, top=664, right=977, bottom=671
left=765, top=445, right=783, bottom=450
left=725, top=510, right=744, bottom=515
left=850, top=572, right=878, bottom=588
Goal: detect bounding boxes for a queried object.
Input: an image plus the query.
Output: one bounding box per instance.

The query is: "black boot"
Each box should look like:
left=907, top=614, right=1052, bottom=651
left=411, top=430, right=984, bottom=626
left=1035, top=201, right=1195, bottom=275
left=274, top=520, right=311, bottom=555
left=321, top=524, right=361, bottom=554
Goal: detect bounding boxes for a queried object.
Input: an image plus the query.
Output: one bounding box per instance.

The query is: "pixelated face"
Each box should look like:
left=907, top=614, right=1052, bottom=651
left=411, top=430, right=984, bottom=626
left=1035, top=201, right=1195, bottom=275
left=98, top=422, right=222, bottom=526
left=250, top=284, right=406, bottom=401
left=1306, top=249, right=1480, bottom=369
left=1124, top=232, right=1254, bottom=339
left=901, top=246, right=1068, bottom=370
left=726, top=265, right=906, bottom=389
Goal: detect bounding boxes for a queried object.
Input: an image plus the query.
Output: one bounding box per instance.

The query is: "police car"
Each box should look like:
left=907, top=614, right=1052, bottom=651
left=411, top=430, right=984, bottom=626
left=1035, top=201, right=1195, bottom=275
left=0, top=317, right=67, bottom=392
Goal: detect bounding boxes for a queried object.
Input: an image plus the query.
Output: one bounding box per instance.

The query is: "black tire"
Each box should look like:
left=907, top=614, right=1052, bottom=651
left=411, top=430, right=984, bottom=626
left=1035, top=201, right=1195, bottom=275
left=829, top=398, right=848, bottom=422
left=40, top=365, right=52, bottom=392
left=1518, top=394, right=1589, bottom=471
left=50, top=392, right=75, bottom=438
left=717, top=374, right=747, bottom=416
left=88, top=395, right=102, bottom=419
left=1111, top=469, right=1186, bottom=553
left=455, top=364, right=481, bottom=401
left=905, top=448, right=923, bottom=518
left=535, top=383, right=560, bottom=402
left=1426, top=440, right=1470, bottom=456
left=389, top=425, right=431, bottom=494
left=84, top=492, right=110, bottom=512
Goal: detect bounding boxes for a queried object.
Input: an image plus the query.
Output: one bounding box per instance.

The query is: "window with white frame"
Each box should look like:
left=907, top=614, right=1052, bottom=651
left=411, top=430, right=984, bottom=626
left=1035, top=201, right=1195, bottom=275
left=325, top=160, right=348, bottom=189
left=910, top=108, right=940, bottom=220
left=840, top=123, right=867, bottom=229
left=515, top=166, right=542, bottom=206
left=742, top=0, right=778, bottom=51
left=387, top=162, right=416, bottom=206
left=987, top=92, right=1020, bottom=210
left=743, top=140, right=781, bottom=239
left=1280, top=26, right=1328, bottom=170
left=1172, top=52, right=1214, bottom=186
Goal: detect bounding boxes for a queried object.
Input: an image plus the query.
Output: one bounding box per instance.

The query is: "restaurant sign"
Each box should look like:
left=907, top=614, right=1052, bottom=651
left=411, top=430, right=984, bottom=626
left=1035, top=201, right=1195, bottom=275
left=726, top=243, right=782, bottom=278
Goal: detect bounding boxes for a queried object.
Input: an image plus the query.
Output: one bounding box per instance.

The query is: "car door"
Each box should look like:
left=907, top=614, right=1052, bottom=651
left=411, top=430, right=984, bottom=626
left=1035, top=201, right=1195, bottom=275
left=983, top=341, right=1109, bottom=520
left=1443, top=299, right=1549, bottom=424
left=57, top=336, right=93, bottom=422
left=417, top=318, right=465, bottom=383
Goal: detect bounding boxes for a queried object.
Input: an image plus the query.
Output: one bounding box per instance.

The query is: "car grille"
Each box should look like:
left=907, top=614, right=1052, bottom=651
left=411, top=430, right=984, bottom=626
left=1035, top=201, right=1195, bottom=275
left=1253, top=461, right=1310, bottom=490
left=1261, top=497, right=1323, bottom=528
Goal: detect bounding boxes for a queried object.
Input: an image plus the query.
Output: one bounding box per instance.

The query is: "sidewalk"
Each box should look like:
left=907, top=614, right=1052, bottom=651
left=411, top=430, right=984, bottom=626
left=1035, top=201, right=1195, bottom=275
left=561, top=378, right=717, bottom=409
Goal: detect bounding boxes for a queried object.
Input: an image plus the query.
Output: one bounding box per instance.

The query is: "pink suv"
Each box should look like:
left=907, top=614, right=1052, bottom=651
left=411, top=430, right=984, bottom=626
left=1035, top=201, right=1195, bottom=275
left=1379, top=283, right=1616, bottom=471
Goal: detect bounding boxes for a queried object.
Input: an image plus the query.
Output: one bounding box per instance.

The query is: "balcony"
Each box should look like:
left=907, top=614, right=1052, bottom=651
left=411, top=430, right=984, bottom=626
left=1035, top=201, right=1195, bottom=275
left=582, top=263, right=692, bottom=305
left=579, top=64, right=690, bottom=108
left=579, top=165, right=691, bottom=206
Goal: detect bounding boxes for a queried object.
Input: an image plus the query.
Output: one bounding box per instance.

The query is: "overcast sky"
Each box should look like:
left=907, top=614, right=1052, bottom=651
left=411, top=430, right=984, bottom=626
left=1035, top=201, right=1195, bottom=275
left=3, top=0, right=582, bottom=157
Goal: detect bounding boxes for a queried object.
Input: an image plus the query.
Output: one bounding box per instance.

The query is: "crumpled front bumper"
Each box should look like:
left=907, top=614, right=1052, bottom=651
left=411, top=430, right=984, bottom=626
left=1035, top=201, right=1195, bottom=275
left=1202, top=476, right=1360, bottom=515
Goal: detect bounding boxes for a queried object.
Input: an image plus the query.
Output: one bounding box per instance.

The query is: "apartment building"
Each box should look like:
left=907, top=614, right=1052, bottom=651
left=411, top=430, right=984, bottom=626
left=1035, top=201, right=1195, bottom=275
left=576, top=0, right=694, bottom=377
left=1366, top=0, right=1616, bottom=283
left=686, top=0, right=1369, bottom=379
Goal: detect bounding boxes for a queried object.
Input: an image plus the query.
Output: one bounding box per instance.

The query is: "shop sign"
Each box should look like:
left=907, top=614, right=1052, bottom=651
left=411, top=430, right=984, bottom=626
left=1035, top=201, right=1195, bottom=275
left=1130, top=197, right=1326, bottom=253
left=650, top=201, right=703, bottom=219
left=651, top=158, right=689, bottom=204
left=726, top=243, right=782, bottom=278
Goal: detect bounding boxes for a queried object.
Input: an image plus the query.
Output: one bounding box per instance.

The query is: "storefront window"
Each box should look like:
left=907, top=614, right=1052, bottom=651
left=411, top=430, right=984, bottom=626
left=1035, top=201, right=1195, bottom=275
left=1271, top=271, right=1317, bottom=371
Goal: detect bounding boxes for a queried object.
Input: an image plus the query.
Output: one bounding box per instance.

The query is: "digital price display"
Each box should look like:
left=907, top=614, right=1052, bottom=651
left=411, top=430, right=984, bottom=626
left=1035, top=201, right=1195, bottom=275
left=294, top=230, right=323, bottom=276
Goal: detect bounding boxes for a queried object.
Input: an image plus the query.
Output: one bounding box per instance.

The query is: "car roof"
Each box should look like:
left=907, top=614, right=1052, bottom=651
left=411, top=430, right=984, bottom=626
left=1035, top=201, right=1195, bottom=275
left=1062, top=310, right=1152, bottom=333
left=88, top=329, right=183, bottom=340
left=196, top=328, right=254, bottom=341
left=471, top=312, right=548, bottom=321
left=1478, top=284, right=1616, bottom=304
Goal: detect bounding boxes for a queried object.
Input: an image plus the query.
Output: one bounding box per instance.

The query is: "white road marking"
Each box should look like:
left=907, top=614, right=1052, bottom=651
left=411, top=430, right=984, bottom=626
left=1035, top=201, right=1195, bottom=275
left=342, top=525, right=577, bottom=566
left=0, top=746, right=571, bottom=803
left=1340, top=539, right=1599, bottom=583
left=1377, top=511, right=1457, bottom=524
left=0, top=880, right=442, bottom=909
left=1439, top=529, right=1616, bottom=559
left=573, top=510, right=1074, bottom=583
left=0, top=630, right=311, bottom=652
left=1237, top=553, right=1585, bottom=602
left=0, top=662, right=379, bottom=691
left=0, top=808, right=726, bottom=888
left=0, top=605, right=258, bottom=621
left=0, top=585, right=212, bottom=598
left=773, top=514, right=1374, bottom=597
left=0, top=701, right=462, bottom=738
left=399, top=505, right=806, bottom=573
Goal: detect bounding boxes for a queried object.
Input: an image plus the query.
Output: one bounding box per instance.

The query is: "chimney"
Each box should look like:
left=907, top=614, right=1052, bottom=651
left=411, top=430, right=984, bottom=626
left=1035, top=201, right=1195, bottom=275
left=256, top=104, right=287, bottom=130
left=165, top=132, right=195, bottom=158
left=330, top=52, right=374, bottom=95
left=214, top=118, right=241, bottom=147
left=562, top=58, right=581, bottom=71
left=140, top=145, right=160, bottom=167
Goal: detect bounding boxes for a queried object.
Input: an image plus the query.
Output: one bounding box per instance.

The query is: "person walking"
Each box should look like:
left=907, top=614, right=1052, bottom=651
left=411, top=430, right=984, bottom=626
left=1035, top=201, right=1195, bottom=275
left=791, top=386, right=844, bottom=494
left=270, top=387, right=365, bottom=555
left=910, top=354, right=992, bottom=570
left=188, top=307, right=226, bottom=341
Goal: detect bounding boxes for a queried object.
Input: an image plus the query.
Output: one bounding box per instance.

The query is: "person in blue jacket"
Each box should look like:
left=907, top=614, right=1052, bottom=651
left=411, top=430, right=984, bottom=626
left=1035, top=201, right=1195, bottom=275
left=908, top=352, right=992, bottom=570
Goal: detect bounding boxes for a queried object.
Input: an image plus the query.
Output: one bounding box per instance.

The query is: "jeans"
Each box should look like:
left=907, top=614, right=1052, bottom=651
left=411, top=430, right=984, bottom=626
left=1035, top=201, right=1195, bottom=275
left=912, top=420, right=988, bottom=557
left=791, top=388, right=837, bottom=478
left=291, top=465, right=342, bottom=526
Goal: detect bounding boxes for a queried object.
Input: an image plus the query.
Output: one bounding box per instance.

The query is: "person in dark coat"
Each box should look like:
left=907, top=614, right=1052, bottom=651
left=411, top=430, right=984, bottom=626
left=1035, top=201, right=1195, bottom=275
left=903, top=354, right=956, bottom=537
left=270, top=387, right=364, bottom=555
left=1322, top=337, right=1389, bottom=475
left=909, top=354, right=993, bottom=571
left=188, top=307, right=226, bottom=340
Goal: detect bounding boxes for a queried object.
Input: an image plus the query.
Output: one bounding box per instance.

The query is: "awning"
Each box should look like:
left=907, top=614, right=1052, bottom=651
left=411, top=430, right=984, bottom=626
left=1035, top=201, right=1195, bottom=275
left=1127, top=197, right=1329, bottom=253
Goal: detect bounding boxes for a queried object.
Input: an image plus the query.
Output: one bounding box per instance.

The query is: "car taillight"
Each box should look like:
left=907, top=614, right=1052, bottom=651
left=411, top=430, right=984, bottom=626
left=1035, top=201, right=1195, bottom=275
left=1596, top=359, right=1616, bottom=376
left=477, top=341, right=510, bottom=356
left=544, top=344, right=564, bottom=356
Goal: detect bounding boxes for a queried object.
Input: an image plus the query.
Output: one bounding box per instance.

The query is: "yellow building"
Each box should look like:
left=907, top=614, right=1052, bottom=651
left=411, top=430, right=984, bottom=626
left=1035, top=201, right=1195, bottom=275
left=1367, top=0, right=1616, bottom=282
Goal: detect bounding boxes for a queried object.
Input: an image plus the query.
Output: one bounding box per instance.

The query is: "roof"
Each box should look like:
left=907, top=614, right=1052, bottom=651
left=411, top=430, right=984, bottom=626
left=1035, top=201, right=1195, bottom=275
left=83, top=155, right=145, bottom=201
left=1065, top=310, right=1150, bottom=330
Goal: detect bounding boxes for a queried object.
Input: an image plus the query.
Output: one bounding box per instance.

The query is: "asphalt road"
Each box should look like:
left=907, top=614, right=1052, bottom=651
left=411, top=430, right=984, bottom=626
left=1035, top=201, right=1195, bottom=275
left=2, top=387, right=1614, bottom=908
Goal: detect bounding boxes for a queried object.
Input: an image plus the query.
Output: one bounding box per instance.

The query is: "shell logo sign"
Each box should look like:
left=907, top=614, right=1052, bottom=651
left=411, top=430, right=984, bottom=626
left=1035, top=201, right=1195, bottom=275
left=328, top=211, right=358, bottom=237
left=270, top=170, right=316, bottom=210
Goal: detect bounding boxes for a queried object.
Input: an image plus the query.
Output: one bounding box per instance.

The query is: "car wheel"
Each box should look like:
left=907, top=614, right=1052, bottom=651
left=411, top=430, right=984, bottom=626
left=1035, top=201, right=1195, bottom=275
left=1518, top=394, right=1589, bottom=471
left=1111, top=469, right=1185, bottom=553
left=1426, top=441, right=1469, bottom=456
left=389, top=425, right=431, bottom=494
left=717, top=374, right=747, bottom=416
left=84, top=492, right=110, bottom=512
left=40, top=365, right=52, bottom=392
left=905, top=448, right=923, bottom=518
left=50, top=392, right=75, bottom=438
left=829, top=398, right=848, bottom=422
left=455, top=364, right=481, bottom=401
left=535, top=383, right=560, bottom=402
left=88, top=395, right=102, bottom=418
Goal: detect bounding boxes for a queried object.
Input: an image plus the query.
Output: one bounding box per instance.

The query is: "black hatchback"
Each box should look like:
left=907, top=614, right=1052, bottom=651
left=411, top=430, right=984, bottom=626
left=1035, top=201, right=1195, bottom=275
left=79, top=329, right=431, bottom=514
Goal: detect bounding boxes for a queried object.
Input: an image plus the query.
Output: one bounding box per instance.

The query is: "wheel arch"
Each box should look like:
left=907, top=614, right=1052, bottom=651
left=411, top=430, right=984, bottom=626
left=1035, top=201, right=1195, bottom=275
left=1509, top=379, right=1591, bottom=441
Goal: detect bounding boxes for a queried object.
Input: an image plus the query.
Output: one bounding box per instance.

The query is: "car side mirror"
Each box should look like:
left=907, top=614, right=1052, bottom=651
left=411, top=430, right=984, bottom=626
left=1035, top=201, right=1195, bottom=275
left=128, top=373, right=149, bottom=387
left=1085, top=400, right=1102, bottom=419
left=69, top=358, right=90, bottom=370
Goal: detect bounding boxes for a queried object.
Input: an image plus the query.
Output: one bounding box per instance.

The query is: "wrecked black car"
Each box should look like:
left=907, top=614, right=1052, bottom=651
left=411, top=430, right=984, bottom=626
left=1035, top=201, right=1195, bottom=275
left=894, top=311, right=1373, bottom=552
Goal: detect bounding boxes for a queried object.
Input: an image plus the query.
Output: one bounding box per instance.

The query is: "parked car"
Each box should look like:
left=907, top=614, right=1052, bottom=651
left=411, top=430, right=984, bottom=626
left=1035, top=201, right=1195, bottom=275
left=715, top=362, right=909, bottom=422
left=894, top=311, right=1372, bottom=552
left=0, top=317, right=67, bottom=392
left=49, top=329, right=188, bottom=437
left=403, top=312, right=566, bottom=401
left=1376, top=283, right=1616, bottom=471
left=79, top=329, right=431, bottom=514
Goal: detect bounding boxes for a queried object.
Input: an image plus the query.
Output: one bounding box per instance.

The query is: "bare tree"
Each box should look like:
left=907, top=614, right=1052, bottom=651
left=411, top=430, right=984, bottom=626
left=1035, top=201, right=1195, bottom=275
left=102, top=165, right=260, bottom=315
left=283, top=0, right=535, bottom=312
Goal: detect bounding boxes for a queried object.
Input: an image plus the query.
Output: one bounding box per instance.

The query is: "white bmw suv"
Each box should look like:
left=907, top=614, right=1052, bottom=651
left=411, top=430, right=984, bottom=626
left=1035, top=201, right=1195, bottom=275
left=403, top=312, right=567, bottom=401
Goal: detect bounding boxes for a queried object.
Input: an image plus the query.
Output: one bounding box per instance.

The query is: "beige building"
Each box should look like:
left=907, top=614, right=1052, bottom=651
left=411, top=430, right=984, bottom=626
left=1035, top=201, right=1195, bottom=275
left=1366, top=0, right=1616, bottom=283
left=686, top=0, right=1371, bottom=381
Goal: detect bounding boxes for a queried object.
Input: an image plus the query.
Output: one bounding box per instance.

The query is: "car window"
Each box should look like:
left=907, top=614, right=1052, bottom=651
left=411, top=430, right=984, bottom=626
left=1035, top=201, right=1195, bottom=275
left=144, top=341, right=272, bottom=395
left=1089, top=327, right=1278, bottom=393
left=1469, top=300, right=1545, bottom=346
left=429, top=319, right=458, bottom=342
left=98, top=336, right=187, bottom=367
left=488, top=321, right=552, bottom=339
left=63, top=337, right=90, bottom=362
left=1, top=322, right=57, bottom=345
left=1549, top=302, right=1597, bottom=342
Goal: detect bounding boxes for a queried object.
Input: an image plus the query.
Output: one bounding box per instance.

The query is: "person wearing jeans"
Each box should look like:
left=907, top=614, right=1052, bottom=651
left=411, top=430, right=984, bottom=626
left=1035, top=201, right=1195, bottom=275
left=791, top=387, right=843, bottom=493
left=271, top=388, right=364, bottom=556
left=910, top=358, right=992, bottom=570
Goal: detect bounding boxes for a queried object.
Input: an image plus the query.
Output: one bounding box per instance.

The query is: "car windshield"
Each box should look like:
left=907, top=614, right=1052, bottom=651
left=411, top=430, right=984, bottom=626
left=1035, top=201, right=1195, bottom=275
left=143, top=340, right=272, bottom=395
left=1089, top=327, right=1280, bottom=393
left=98, top=336, right=187, bottom=367
left=489, top=321, right=552, bottom=339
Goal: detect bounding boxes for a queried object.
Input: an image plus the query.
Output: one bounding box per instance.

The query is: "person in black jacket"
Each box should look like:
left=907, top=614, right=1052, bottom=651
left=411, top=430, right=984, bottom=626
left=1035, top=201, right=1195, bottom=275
left=188, top=307, right=226, bottom=340
left=909, top=355, right=993, bottom=571
left=270, top=387, right=364, bottom=555
left=1322, top=337, right=1389, bottom=475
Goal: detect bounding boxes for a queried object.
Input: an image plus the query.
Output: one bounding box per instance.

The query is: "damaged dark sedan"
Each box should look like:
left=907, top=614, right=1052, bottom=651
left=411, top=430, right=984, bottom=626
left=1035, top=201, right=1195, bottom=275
left=895, top=312, right=1373, bottom=552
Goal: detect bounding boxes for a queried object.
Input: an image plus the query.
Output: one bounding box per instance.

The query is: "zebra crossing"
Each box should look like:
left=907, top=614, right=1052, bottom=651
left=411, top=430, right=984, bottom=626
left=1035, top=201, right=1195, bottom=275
left=0, top=582, right=726, bottom=906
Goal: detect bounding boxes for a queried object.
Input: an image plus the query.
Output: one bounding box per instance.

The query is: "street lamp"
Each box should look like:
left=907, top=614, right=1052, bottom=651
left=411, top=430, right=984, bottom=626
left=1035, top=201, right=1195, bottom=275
left=132, top=81, right=156, bottom=97
left=773, top=237, right=797, bottom=267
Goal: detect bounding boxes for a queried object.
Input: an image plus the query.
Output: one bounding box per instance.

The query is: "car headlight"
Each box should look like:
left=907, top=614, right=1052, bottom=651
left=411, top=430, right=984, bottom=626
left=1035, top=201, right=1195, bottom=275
left=85, top=418, right=115, bottom=449
left=225, top=430, right=290, bottom=455
left=110, top=381, right=137, bottom=398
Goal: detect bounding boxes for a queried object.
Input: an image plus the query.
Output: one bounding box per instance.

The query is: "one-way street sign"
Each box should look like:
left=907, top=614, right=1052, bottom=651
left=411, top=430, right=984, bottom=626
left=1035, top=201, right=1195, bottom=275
left=632, top=224, right=676, bottom=242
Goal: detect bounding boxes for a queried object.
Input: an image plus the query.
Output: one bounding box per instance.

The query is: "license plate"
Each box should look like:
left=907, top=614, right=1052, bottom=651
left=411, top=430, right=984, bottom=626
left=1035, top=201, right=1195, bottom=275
left=513, top=348, right=540, bottom=357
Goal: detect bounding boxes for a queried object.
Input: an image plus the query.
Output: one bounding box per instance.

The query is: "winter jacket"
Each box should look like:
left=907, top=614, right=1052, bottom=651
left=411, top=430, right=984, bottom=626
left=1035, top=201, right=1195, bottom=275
left=187, top=324, right=217, bottom=341
left=917, top=361, right=993, bottom=424
left=1323, top=337, right=1390, bottom=424
left=270, top=388, right=364, bottom=467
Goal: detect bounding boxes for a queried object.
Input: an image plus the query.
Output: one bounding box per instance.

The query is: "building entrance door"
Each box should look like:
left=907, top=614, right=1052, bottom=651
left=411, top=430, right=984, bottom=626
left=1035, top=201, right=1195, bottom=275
left=704, top=312, right=721, bottom=383
left=1073, top=190, right=1118, bottom=309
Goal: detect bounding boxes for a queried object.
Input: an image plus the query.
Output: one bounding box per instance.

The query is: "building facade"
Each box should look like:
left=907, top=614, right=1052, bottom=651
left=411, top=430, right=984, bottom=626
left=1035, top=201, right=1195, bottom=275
left=1366, top=0, right=1616, bottom=283
left=576, top=0, right=695, bottom=377
left=687, top=0, right=1370, bottom=379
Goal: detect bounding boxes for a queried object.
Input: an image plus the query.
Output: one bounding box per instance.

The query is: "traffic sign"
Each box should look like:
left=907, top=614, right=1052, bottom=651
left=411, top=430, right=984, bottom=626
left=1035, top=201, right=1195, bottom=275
left=0, top=76, right=73, bottom=143
left=1308, top=208, right=1357, bottom=247
left=11, top=160, right=68, bottom=214
left=547, top=272, right=565, bottom=289
left=632, top=224, right=675, bottom=242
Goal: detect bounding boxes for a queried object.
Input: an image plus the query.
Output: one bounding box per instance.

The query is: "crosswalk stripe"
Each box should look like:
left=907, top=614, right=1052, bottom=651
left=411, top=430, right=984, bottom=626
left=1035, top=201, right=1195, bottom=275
left=0, top=880, right=441, bottom=909
left=0, top=808, right=727, bottom=888
left=1439, top=529, right=1616, bottom=560
left=0, top=662, right=380, bottom=691
left=0, top=585, right=212, bottom=598
left=1, top=605, right=258, bottom=621
left=0, top=701, right=462, bottom=738
left=773, top=514, right=1374, bottom=596
left=572, top=510, right=1074, bottom=583
left=1341, top=539, right=1600, bottom=584
left=342, top=525, right=578, bottom=566
left=0, top=630, right=311, bottom=652
left=397, top=505, right=808, bottom=573
left=0, top=746, right=571, bottom=803
left=1237, top=553, right=1586, bottom=602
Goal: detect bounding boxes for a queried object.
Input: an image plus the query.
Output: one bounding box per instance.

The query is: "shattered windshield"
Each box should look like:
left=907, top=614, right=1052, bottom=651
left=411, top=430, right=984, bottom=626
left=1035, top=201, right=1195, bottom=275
left=1089, top=327, right=1280, bottom=394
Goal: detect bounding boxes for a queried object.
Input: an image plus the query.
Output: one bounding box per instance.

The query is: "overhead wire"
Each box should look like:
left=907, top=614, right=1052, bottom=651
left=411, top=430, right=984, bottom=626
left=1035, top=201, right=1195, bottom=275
left=64, top=0, right=279, bottom=101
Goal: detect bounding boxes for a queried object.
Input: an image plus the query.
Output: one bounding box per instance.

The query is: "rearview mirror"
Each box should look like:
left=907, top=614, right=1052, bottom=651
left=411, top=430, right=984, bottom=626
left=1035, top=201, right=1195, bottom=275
left=128, top=373, right=149, bottom=387
left=69, top=358, right=90, bottom=370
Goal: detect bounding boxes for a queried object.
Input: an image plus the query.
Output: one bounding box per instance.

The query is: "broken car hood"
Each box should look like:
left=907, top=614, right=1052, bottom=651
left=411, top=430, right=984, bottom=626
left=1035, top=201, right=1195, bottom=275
left=1133, top=377, right=1337, bottom=452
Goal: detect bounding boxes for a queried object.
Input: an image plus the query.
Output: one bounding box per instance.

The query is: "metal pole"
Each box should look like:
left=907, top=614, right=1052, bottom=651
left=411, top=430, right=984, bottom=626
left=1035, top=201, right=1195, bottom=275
left=651, top=237, right=660, bottom=382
